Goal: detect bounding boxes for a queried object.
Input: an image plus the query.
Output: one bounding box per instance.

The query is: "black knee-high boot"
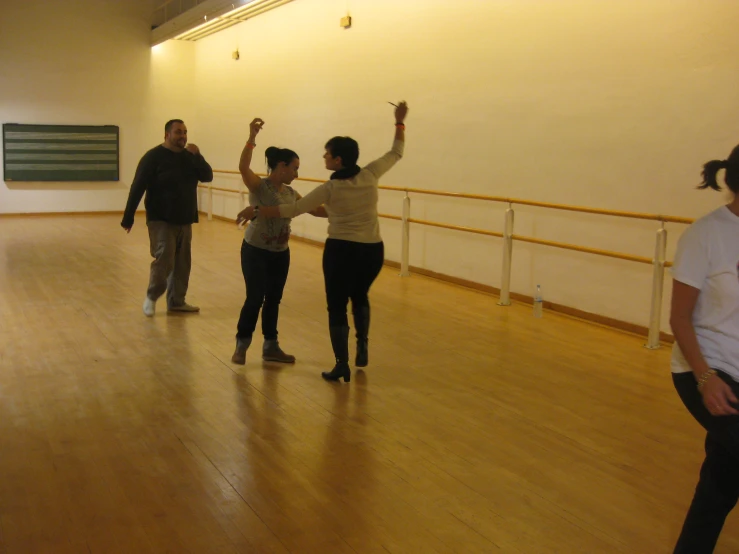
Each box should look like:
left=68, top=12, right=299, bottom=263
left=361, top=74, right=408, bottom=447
left=353, top=306, right=370, bottom=367
left=322, top=325, right=351, bottom=382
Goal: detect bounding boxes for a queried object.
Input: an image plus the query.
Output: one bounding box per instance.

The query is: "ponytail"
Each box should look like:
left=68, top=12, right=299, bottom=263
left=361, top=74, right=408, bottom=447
left=698, top=159, right=727, bottom=191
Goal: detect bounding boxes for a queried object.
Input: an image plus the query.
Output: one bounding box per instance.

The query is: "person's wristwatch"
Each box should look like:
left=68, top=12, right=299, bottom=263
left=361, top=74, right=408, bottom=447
left=251, top=205, right=260, bottom=220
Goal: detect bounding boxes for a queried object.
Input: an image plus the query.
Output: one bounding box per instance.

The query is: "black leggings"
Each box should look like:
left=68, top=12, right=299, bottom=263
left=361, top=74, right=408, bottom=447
left=322, top=239, right=384, bottom=327
left=672, top=371, right=739, bottom=554
left=236, top=241, right=290, bottom=341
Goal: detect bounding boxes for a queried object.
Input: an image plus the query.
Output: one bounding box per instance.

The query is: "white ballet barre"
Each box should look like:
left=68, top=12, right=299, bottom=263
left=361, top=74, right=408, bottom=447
left=203, top=172, right=693, bottom=349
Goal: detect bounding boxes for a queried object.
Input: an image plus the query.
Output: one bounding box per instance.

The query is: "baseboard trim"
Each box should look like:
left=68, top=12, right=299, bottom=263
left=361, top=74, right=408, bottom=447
left=0, top=210, right=130, bottom=217
left=208, top=213, right=237, bottom=225
left=286, top=234, right=674, bottom=346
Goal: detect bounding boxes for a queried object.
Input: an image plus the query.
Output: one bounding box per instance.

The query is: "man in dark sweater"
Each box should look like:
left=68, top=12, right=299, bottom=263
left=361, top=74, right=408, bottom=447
left=121, top=119, right=213, bottom=317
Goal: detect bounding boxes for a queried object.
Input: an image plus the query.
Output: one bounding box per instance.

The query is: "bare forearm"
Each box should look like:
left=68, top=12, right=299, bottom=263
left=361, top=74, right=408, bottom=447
left=238, top=134, right=257, bottom=175
left=671, top=317, right=712, bottom=378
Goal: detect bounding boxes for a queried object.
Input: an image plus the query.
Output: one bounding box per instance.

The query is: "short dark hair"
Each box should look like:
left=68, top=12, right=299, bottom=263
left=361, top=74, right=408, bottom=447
left=165, top=119, right=184, bottom=133
left=265, top=146, right=299, bottom=172
left=699, top=144, right=739, bottom=194
left=325, top=136, right=359, bottom=167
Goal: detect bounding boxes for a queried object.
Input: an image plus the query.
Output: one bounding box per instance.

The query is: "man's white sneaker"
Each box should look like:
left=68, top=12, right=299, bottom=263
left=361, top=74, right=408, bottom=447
left=143, top=297, right=156, bottom=317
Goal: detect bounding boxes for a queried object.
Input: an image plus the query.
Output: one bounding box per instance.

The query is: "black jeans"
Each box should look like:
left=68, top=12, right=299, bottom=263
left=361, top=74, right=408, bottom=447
left=322, top=239, right=384, bottom=328
left=236, top=241, right=290, bottom=341
left=672, top=371, right=739, bottom=554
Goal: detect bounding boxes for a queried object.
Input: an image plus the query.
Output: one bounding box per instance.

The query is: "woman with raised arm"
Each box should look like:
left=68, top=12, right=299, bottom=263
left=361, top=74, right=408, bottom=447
left=669, top=143, right=739, bottom=553
left=237, top=102, right=408, bottom=383
left=232, top=118, right=327, bottom=366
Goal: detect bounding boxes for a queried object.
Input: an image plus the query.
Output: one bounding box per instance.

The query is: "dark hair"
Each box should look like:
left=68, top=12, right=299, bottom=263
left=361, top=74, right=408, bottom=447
left=165, top=119, right=184, bottom=133
left=265, top=146, right=299, bottom=172
left=699, top=144, right=739, bottom=194
left=325, top=136, right=359, bottom=168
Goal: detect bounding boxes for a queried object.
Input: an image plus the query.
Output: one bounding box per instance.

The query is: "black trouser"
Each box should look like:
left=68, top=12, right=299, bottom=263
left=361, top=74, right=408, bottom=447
left=322, top=239, right=384, bottom=361
left=236, top=241, right=290, bottom=341
left=672, top=371, right=739, bottom=554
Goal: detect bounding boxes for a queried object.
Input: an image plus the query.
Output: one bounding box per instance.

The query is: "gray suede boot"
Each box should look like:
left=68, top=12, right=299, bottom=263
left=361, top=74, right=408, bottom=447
left=231, top=336, right=252, bottom=365
left=262, top=340, right=296, bottom=363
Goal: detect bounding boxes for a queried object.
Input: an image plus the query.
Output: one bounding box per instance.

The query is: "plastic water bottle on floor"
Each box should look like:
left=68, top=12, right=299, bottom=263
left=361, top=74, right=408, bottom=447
left=533, top=284, right=543, bottom=318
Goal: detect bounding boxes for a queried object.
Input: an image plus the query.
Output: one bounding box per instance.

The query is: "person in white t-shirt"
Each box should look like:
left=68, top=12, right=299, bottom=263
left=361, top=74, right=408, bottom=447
left=670, top=145, right=739, bottom=553
left=237, top=102, right=408, bottom=383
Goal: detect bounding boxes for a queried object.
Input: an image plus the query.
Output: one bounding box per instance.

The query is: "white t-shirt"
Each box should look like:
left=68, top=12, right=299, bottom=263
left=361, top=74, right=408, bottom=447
left=671, top=205, right=739, bottom=381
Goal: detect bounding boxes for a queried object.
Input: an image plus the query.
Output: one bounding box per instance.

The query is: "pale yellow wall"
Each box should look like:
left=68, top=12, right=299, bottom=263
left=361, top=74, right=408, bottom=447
left=0, top=1, right=199, bottom=217
left=0, top=0, right=156, bottom=212
left=3, top=0, right=737, bottom=331
left=190, top=0, right=739, bottom=332
left=147, top=40, right=198, bottom=153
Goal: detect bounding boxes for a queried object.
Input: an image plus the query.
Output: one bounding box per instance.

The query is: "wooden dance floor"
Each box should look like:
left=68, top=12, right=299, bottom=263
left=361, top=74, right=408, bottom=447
left=0, top=214, right=734, bottom=553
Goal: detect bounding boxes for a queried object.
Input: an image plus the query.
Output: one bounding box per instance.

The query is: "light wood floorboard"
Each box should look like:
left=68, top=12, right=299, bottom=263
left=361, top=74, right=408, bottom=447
left=0, top=214, right=731, bottom=553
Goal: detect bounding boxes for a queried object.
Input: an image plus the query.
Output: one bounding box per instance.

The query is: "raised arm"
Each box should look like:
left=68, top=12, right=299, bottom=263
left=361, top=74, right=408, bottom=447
left=365, top=101, right=408, bottom=179
left=239, top=118, right=265, bottom=192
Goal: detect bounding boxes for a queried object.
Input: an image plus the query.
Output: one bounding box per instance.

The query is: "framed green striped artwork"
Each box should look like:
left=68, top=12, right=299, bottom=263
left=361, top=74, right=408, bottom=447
left=2, top=124, right=119, bottom=182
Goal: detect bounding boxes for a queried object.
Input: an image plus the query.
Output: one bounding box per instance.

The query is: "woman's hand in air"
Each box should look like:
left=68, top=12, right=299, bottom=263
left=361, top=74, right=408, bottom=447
left=394, top=101, right=408, bottom=123
left=249, top=118, right=264, bottom=139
